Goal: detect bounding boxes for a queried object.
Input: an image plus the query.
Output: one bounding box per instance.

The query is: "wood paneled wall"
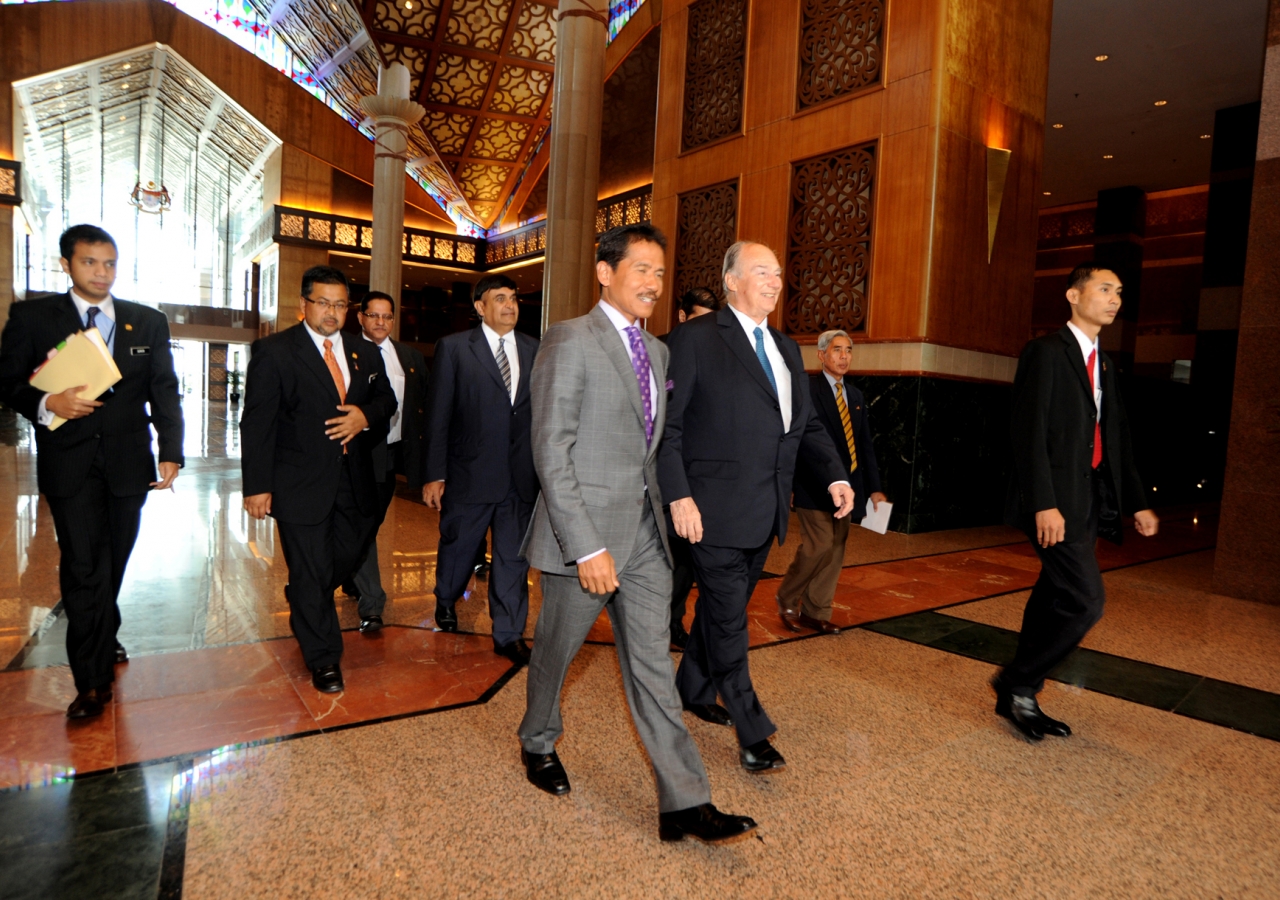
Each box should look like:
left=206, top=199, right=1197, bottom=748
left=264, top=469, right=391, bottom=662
left=649, top=0, right=1051, bottom=359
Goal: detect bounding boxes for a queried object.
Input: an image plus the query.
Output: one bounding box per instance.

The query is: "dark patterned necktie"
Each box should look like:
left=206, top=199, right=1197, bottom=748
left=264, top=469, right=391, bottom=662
left=496, top=336, right=512, bottom=398
left=624, top=326, right=654, bottom=444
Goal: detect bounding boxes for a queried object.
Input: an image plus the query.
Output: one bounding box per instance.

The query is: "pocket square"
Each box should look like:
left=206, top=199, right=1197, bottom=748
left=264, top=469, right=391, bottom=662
left=665, top=379, right=674, bottom=391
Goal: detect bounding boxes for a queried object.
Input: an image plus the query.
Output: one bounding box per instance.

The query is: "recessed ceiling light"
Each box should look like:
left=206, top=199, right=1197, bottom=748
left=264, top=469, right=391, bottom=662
left=121, top=83, right=129, bottom=90
left=1052, top=123, right=1064, bottom=129
left=54, top=82, right=63, bottom=90
left=1103, top=154, right=1113, bottom=159
left=122, top=64, right=131, bottom=70
left=1095, top=54, right=1109, bottom=61
left=1154, top=100, right=1167, bottom=106
left=1043, top=191, right=1052, bottom=196
left=1200, top=134, right=1212, bottom=139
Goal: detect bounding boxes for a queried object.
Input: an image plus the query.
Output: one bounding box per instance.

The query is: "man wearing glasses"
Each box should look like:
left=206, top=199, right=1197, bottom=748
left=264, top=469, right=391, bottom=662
left=240, top=266, right=398, bottom=693
left=341, top=291, right=430, bottom=634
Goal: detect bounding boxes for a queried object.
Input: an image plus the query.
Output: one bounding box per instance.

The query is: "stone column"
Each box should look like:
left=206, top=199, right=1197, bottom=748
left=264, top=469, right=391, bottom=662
left=541, top=0, right=609, bottom=329
left=360, top=64, right=425, bottom=334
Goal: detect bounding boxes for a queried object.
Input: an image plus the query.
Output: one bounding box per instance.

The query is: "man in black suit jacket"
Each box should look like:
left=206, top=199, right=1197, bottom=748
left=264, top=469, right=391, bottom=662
left=659, top=241, right=853, bottom=772
left=423, top=274, right=539, bottom=665
left=0, top=225, right=183, bottom=718
left=779, top=328, right=886, bottom=634
left=997, top=263, right=1158, bottom=741
left=240, top=266, right=397, bottom=693
left=340, top=291, right=429, bottom=633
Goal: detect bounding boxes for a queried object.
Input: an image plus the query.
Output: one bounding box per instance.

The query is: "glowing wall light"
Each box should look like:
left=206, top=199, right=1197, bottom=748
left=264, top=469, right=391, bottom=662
left=986, top=147, right=1012, bottom=262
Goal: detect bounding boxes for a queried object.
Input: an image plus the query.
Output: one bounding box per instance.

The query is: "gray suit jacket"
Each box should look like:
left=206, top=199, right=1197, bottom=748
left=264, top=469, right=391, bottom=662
left=521, top=303, right=672, bottom=576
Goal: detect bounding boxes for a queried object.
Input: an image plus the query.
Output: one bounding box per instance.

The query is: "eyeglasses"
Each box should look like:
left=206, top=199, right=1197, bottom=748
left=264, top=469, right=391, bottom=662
left=305, top=298, right=349, bottom=313
left=362, top=313, right=394, bottom=322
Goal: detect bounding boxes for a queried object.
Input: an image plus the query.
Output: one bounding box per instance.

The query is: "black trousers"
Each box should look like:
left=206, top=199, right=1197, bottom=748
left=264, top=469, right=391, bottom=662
left=668, top=533, right=695, bottom=636
left=276, top=458, right=375, bottom=670
left=46, top=447, right=148, bottom=692
left=676, top=537, right=777, bottom=748
left=433, top=486, right=534, bottom=646
left=999, top=476, right=1105, bottom=696
left=347, top=443, right=402, bottom=617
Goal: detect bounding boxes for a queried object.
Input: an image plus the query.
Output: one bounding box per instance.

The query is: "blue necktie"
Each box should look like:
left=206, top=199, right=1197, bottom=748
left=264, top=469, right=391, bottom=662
left=753, top=327, right=777, bottom=395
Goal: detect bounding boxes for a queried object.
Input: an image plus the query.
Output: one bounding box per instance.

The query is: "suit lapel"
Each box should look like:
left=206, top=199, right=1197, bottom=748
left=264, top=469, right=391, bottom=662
left=110, top=301, right=132, bottom=371
left=775, top=328, right=806, bottom=435
left=514, top=333, right=534, bottom=407
left=1058, top=327, right=1093, bottom=399
left=291, top=324, right=342, bottom=404
left=588, top=305, right=650, bottom=441
left=816, top=376, right=841, bottom=434
left=55, top=294, right=83, bottom=339
left=717, top=306, right=777, bottom=402
left=642, top=330, right=666, bottom=464
left=343, top=333, right=365, bottom=403
left=468, top=326, right=509, bottom=400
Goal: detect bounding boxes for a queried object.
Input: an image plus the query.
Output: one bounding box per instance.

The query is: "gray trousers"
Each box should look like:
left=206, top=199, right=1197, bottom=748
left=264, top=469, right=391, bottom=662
left=519, top=506, right=711, bottom=813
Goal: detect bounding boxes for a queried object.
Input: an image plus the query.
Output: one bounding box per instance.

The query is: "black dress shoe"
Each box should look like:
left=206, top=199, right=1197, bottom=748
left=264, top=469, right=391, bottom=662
left=522, top=749, right=571, bottom=796
left=669, top=626, right=689, bottom=651
left=797, top=613, right=841, bottom=634
left=435, top=603, right=458, bottom=633
left=66, top=688, right=112, bottom=719
left=359, top=615, right=384, bottom=634
left=996, top=690, right=1071, bottom=739
left=659, top=803, right=757, bottom=843
left=683, top=702, right=734, bottom=727
left=494, top=638, right=532, bottom=666
left=740, top=739, right=786, bottom=773
left=311, top=664, right=344, bottom=693
left=115, top=641, right=129, bottom=664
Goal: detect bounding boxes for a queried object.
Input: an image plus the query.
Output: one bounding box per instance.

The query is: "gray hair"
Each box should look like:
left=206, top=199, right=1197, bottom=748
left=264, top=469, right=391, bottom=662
left=816, top=329, right=851, bottom=351
left=721, top=240, right=777, bottom=291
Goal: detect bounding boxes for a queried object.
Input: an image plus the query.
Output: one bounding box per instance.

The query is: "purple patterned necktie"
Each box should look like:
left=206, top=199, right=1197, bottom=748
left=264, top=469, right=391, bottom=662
left=624, top=326, right=654, bottom=445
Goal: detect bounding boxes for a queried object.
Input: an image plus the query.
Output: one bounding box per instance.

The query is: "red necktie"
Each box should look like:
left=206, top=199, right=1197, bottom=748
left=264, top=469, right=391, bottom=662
left=1087, top=349, right=1102, bottom=468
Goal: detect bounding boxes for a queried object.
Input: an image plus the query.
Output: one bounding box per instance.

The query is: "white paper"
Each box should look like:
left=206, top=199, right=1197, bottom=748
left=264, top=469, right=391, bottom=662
left=860, top=498, right=892, bottom=534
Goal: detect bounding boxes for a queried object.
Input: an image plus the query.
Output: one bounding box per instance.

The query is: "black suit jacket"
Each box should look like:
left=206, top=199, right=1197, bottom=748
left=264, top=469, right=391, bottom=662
left=658, top=306, right=846, bottom=548
left=425, top=325, right=539, bottom=504
left=0, top=293, right=183, bottom=498
left=368, top=338, right=429, bottom=488
left=794, top=374, right=882, bottom=519
left=1004, top=326, right=1147, bottom=542
left=240, top=323, right=398, bottom=525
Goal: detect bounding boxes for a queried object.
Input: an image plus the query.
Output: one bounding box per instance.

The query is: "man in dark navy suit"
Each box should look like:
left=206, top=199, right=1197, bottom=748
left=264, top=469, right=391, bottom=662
left=778, top=328, right=886, bottom=634
left=998, top=262, right=1158, bottom=740
left=0, top=224, right=183, bottom=718
left=240, top=266, right=397, bottom=693
left=659, top=241, right=853, bottom=773
left=423, top=274, right=539, bottom=665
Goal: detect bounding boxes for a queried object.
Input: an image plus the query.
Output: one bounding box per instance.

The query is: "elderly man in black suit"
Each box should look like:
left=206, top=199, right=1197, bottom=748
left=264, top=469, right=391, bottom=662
left=659, top=241, right=853, bottom=773
left=240, top=266, right=398, bottom=693
left=998, top=262, right=1158, bottom=740
left=778, top=328, right=886, bottom=634
left=423, top=274, right=539, bottom=666
left=340, top=291, right=429, bottom=634
left=0, top=224, right=183, bottom=718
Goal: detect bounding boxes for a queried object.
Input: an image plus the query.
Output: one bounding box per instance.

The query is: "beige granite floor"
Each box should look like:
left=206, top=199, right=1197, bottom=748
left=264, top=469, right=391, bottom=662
left=182, top=622, right=1280, bottom=898
left=947, top=549, right=1280, bottom=694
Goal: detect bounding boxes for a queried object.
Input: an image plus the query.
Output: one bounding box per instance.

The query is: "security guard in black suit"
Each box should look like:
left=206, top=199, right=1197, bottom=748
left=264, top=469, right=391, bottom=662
left=0, top=225, right=183, bottom=718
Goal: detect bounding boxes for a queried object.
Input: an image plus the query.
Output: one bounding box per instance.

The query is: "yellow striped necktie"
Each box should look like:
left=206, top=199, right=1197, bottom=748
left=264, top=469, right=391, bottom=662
left=834, top=382, right=858, bottom=472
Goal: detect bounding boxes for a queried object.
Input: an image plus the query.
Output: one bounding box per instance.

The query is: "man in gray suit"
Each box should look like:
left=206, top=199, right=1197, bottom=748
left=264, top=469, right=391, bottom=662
left=519, top=224, right=756, bottom=844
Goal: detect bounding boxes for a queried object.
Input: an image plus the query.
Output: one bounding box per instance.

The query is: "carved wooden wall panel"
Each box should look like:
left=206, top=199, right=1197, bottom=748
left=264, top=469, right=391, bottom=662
left=681, top=0, right=748, bottom=151
left=796, top=0, right=885, bottom=110
left=785, top=142, right=875, bottom=334
left=675, top=180, right=738, bottom=306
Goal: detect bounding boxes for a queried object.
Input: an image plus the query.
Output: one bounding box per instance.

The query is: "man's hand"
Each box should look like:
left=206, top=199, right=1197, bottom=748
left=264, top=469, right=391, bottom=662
left=869, top=491, right=888, bottom=511
left=1035, top=508, right=1066, bottom=547
left=150, top=462, right=180, bottom=491
left=423, top=481, right=445, bottom=509
left=325, top=405, right=369, bottom=445
left=670, top=497, right=703, bottom=544
left=578, top=551, right=619, bottom=595
left=245, top=493, right=272, bottom=520
left=46, top=385, right=103, bottom=420
left=828, top=483, right=855, bottom=519
left=1134, top=509, right=1159, bottom=537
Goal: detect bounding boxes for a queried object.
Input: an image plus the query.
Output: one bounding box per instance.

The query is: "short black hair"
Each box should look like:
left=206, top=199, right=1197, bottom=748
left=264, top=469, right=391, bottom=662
left=473, top=274, right=518, bottom=303
left=1066, top=262, right=1116, bottom=293
left=679, top=287, right=721, bottom=316
left=596, top=223, right=667, bottom=270
left=59, top=224, right=116, bottom=261
left=362, top=291, right=395, bottom=314
left=301, top=265, right=349, bottom=298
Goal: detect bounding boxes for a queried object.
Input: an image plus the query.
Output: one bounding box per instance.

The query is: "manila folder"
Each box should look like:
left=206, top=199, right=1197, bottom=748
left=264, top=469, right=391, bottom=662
left=28, top=328, right=122, bottom=431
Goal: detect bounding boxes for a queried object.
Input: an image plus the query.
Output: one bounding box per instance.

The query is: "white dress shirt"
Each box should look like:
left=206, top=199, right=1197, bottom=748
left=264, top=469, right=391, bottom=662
left=480, top=321, right=520, bottom=403
left=373, top=336, right=406, bottom=444
left=728, top=303, right=792, bottom=431
left=1066, top=321, right=1102, bottom=417
left=37, top=291, right=118, bottom=427
left=303, top=322, right=350, bottom=391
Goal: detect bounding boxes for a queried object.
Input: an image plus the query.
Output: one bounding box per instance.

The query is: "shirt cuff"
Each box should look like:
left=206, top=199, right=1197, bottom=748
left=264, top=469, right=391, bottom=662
left=36, top=393, right=55, bottom=427
left=828, top=480, right=851, bottom=490
left=575, top=548, right=607, bottom=565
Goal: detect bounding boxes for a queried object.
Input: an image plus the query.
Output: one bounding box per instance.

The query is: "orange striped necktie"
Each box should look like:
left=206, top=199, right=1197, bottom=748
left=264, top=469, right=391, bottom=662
left=323, top=338, right=347, bottom=404
left=834, top=382, right=858, bottom=472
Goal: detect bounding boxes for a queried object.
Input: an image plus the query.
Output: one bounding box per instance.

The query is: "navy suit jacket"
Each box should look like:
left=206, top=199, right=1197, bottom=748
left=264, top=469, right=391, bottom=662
left=425, top=325, right=539, bottom=504
left=658, top=306, right=845, bottom=548
left=793, top=374, right=882, bottom=519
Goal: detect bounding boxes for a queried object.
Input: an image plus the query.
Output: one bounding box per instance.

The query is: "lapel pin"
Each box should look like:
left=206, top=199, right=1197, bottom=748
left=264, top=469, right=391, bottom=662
left=125, top=323, right=133, bottom=331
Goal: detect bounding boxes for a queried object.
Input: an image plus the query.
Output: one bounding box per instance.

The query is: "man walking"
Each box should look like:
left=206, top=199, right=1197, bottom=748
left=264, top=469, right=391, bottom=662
left=423, top=275, right=539, bottom=665
left=998, top=262, right=1158, bottom=740
left=519, top=224, right=755, bottom=843
left=777, top=328, right=886, bottom=634
left=0, top=225, right=183, bottom=718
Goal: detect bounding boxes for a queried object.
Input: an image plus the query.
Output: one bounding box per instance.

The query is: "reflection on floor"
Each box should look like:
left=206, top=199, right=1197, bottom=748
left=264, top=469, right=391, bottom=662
left=2, top=402, right=1279, bottom=898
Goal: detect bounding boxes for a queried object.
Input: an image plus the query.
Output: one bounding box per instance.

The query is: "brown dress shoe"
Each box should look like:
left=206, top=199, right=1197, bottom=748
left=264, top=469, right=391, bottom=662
left=779, top=610, right=803, bottom=633
left=66, top=688, right=113, bottom=719
left=797, top=613, right=841, bottom=634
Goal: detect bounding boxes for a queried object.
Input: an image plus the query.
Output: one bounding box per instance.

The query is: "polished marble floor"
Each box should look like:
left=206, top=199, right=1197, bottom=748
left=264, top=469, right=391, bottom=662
left=1, top=402, right=1277, bottom=898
